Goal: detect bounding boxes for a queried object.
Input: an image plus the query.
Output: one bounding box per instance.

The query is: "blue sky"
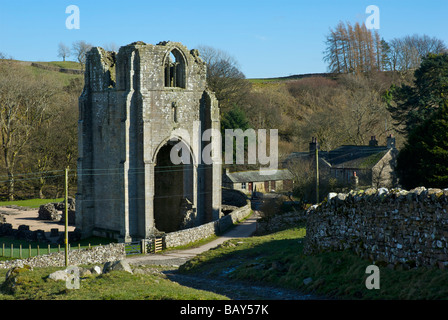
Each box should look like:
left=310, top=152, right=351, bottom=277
left=0, top=0, right=447, bottom=78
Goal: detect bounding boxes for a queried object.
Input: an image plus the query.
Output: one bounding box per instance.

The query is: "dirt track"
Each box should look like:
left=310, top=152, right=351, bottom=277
left=0, top=206, right=75, bottom=240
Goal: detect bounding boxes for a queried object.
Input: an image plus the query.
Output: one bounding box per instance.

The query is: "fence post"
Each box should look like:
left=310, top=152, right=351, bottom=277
left=19, top=244, right=22, bottom=259
left=37, top=245, right=40, bottom=256
left=141, top=239, right=147, bottom=254
left=29, top=244, right=31, bottom=258
left=48, top=244, right=51, bottom=255
left=10, top=244, right=13, bottom=258
left=64, top=167, right=69, bottom=267
left=2, top=243, right=4, bottom=257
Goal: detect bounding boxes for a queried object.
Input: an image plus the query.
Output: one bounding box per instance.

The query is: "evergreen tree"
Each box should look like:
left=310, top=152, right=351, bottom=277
left=397, top=100, right=448, bottom=189
left=220, top=105, right=251, bottom=168
left=387, top=53, right=448, bottom=135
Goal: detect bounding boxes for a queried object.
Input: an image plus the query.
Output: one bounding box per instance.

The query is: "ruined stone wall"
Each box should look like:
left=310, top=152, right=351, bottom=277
left=164, top=202, right=252, bottom=248
left=77, top=41, right=221, bottom=241
left=304, top=187, right=448, bottom=269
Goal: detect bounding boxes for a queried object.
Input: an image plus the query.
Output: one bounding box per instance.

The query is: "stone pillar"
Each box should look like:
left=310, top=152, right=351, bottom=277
left=144, top=161, right=156, bottom=237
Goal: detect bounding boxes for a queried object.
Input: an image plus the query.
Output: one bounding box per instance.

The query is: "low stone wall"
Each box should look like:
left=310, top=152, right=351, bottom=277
left=164, top=202, right=252, bottom=248
left=256, top=211, right=307, bottom=235
left=31, top=62, right=83, bottom=74
left=304, top=187, right=448, bottom=269
left=0, top=243, right=125, bottom=269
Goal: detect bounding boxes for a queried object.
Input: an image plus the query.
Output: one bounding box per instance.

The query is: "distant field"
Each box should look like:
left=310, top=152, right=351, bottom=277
left=35, top=61, right=81, bottom=70
left=0, top=59, right=83, bottom=87
left=248, top=78, right=284, bottom=84
left=0, top=198, right=63, bottom=208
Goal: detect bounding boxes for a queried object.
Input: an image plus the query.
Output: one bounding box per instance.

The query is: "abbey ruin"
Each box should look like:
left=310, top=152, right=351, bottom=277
left=76, top=41, right=222, bottom=242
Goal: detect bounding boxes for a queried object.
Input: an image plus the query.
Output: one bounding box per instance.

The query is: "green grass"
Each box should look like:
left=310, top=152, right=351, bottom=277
left=26, top=64, right=82, bottom=86
left=35, top=61, right=81, bottom=70
left=0, top=236, right=116, bottom=260
left=0, top=198, right=63, bottom=208
left=179, top=227, right=448, bottom=300
left=0, top=265, right=229, bottom=300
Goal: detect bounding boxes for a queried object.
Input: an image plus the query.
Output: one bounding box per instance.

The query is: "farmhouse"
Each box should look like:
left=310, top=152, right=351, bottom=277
left=285, top=135, right=398, bottom=189
left=222, top=168, right=294, bottom=194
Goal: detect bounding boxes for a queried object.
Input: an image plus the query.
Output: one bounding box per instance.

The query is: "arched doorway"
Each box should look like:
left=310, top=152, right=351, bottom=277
left=154, top=139, right=194, bottom=232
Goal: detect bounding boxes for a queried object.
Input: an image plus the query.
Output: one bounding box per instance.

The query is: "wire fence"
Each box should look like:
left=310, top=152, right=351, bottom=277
left=0, top=241, right=102, bottom=260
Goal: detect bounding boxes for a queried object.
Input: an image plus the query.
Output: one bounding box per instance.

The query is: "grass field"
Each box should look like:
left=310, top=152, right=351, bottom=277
left=0, top=265, right=228, bottom=300
left=0, top=198, right=63, bottom=208
left=35, top=61, right=81, bottom=70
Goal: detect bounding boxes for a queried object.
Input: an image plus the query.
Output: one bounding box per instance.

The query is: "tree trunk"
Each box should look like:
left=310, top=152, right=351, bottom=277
left=39, top=177, right=45, bottom=199
left=7, top=171, right=14, bottom=201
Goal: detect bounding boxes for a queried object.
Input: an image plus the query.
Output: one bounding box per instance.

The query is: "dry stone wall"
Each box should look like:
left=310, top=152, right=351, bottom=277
left=304, top=187, right=448, bottom=269
left=256, top=211, right=307, bottom=235
left=164, top=202, right=252, bottom=248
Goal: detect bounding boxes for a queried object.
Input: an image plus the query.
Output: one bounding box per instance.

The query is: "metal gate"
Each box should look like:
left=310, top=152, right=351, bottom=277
left=125, top=241, right=142, bottom=255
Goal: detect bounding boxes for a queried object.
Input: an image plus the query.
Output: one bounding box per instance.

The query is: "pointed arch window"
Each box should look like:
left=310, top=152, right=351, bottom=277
left=164, top=49, right=186, bottom=88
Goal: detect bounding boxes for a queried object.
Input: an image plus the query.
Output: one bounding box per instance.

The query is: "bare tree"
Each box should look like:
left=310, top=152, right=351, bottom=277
left=103, top=42, right=119, bottom=52
left=72, top=40, right=92, bottom=70
left=0, top=52, right=13, bottom=60
left=324, top=21, right=382, bottom=74
left=196, top=45, right=251, bottom=111
left=57, top=42, right=71, bottom=62
left=0, top=64, right=58, bottom=200
left=339, top=74, right=388, bottom=145
left=388, top=34, right=447, bottom=71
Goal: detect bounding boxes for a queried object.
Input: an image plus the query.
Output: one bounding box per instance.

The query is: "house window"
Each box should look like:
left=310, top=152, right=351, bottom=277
left=241, top=182, right=246, bottom=189
left=164, top=49, right=186, bottom=88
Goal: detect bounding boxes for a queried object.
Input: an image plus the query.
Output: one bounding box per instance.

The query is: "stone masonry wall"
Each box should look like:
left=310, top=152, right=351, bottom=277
left=0, top=243, right=125, bottom=269
left=304, top=187, right=448, bottom=269
left=164, top=202, right=252, bottom=248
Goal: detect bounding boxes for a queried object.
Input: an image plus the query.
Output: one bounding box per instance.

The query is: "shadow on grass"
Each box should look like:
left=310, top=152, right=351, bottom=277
left=175, top=227, right=448, bottom=300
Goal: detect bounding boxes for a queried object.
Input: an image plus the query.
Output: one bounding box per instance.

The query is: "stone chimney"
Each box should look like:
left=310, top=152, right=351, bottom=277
left=309, top=137, right=319, bottom=154
left=350, top=171, right=359, bottom=190
left=369, top=136, right=378, bottom=147
left=387, top=134, right=396, bottom=149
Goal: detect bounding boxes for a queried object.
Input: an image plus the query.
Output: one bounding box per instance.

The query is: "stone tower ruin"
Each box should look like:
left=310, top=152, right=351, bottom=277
left=76, top=41, right=222, bottom=242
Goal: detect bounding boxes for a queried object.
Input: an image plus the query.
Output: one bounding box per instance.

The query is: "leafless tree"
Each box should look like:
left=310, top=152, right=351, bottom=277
left=57, top=42, right=71, bottom=62
left=388, top=34, right=447, bottom=71
left=0, top=52, right=13, bottom=60
left=103, top=42, right=119, bottom=52
left=339, top=74, right=388, bottom=145
left=72, top=40, right=92, bottom=70
left=324, top=21, right=384, bottom=74
left=0, top=64, right=59, bottom=200
left=196, top=45, right=251, bottom=111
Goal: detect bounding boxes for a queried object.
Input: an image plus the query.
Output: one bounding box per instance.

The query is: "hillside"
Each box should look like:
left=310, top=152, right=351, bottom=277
left=243, top=70, right=410, bottom=157
left=0, top=59, right=83, bottom=86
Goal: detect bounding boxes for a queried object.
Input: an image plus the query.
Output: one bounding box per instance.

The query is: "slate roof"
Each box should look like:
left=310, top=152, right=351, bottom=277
left=225, top=169, right=294, bottom=183
left=283, top=146, right=390, bottom=170
left=321, top=146, right=389, bottom=169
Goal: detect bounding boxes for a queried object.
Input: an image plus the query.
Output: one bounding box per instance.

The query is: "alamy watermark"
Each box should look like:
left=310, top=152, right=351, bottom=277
left=365, top=5, right=380, bottom=30
left=66, top=5, right=80, bottom=29
left=65, top=266, right=80, bottom=289
left=365, top=265, right=380, bottom=289
left=168, top=121, right=279, bottom=175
